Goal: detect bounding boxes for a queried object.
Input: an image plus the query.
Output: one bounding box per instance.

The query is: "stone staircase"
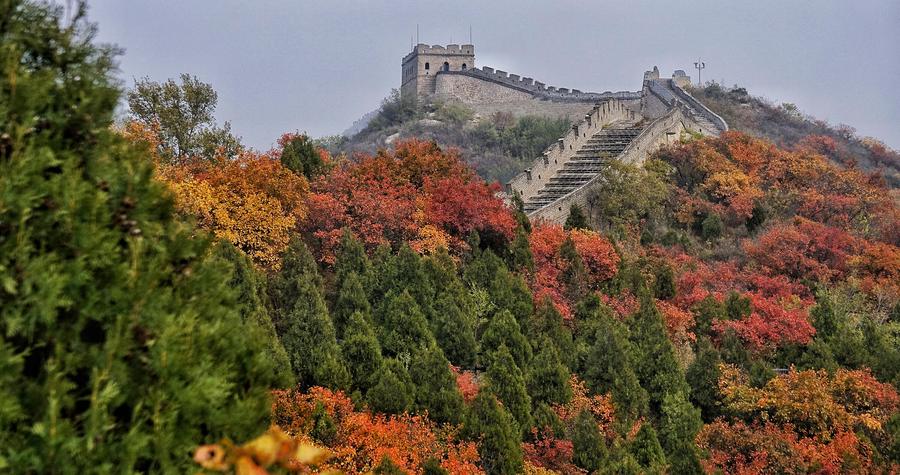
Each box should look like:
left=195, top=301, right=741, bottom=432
left=523, top=121, right=643, bottom=213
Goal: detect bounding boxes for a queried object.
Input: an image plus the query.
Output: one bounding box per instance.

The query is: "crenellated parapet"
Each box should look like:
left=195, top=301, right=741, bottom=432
left=438, top=66, right=641, bottom=103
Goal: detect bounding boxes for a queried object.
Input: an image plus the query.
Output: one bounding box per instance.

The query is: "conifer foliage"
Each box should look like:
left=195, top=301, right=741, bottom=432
left=0, top=2, right=280, bottom=470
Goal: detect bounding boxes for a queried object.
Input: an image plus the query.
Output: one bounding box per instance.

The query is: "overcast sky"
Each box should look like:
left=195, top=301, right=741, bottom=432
left=88, top=0, right=900, bottom=150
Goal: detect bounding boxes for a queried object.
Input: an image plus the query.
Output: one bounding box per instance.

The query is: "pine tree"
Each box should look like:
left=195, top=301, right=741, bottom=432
left=559, top=236, right=588, bottom=303
left=0, top=2, right=280, bottom=470
left=508, top=226, right=534, bottom=273
left=271, top=239, right=349, bottom=388
left=564, top=204, right=589, bottom=230
left=629, top=291, right=690, bottom=415
left=366, top=360, right=414, bottom=414
left=464, top=390, right=524, bottom=475
left=214, top=241, right=293, bottom=386
left=532, top=402, right=566, bottom=437
left=652, top=264, right=676, bottom=300
left=376, top=290, right=434, bottom=357
left=481, top=310, right=532, bottom=369
left=691, top=295, right=726, bottom=337
left=571, top=409, right=607, bottom=472
left=486, top=345, right=533, bottom=432
left=372, top=456, right=407, bottom=475
left=464, top=250, right=533, bottom=323
left=658, top=392, right=703, bottom=474
left=279, top=133, right=325, bottom=179
left=686, top=337, right=723, bottom=422
left=333, top=228, right=372, bottom=292
left=341, top=311, right=383, bottom=390
left=527, top=297, right=575, bottom=369
left=431, top=293, right=478, bottom=368
left=332, top=271, right=371, bottom=337
left=421, top=457, right=450, bottom=475
left=527, top=340, right=572, bottom=406
left=268, top=237, right=324, bottom=324
left=408, top=346, right=465, bottom=424
left=581, top=309, right=648, bottom=423
left=630, top=423, right=667, bottom=473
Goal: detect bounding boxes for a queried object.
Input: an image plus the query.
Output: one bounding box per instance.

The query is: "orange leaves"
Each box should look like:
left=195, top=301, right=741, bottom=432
left=302, top=139, right=515, bottom=263
left=157, top=151, right=310, bottom=268
left=743, top=217, right=861, bottom=282
left=193, top=427, right=334, bottom=474
left=702, top=366, right=900, bottom=474
left=719, top=366, right=899, bottom=438
left=271, top=387, right=482, bottom=474
left=529, top=223, right=619, bottom=319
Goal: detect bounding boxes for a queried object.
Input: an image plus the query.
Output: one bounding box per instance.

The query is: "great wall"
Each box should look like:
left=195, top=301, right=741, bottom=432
left=400, top=43, right=728, bottom=225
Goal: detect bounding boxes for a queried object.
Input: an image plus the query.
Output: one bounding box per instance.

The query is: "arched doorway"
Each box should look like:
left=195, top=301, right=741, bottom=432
left=442, top=62, right=450, bottom=71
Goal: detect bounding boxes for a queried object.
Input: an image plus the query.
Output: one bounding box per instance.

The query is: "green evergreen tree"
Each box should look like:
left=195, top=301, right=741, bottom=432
left=463, top=250, right=533, bottom=323
left=564, top=204, right=589, bottom=230
left=481, top=310, right=532, bottom=369
left=268, top=237, right=323, bottom=322
left=341, top=311, right=383, bottom=390
left=376, top=290, right=434, bottom=357
left=408, top=346, right=465, bottom=424
left=532, top=402, right=566, bottom=438
left=652, top=264, right=676, bottom=300
left=421, top=457, right=449, bottom=475
left=279, top=133, right=326, bottom=179
left=386, top=244, right=434, bottom=312
left=630, top=423, right=667, bottom=472
left=372, top=456, right=406, bottom=475
left=464, top=391, right=524, bottom=475
left=508, top=226, right=535, bottom=273
left=0, top=2, right=280, bottom=469
left=686, top=337, right=723, bottom=422
left=214, top=241, right=293, bottom=386
left=332, top=271, right=371, bottom=336
left=559, top=236, right=588, bottom=304
left=309, top=402, right=338, bottom=445
left=274, top=240, right=349, bottom=389
left=511, top=194, right=532, bottom=233
left=333, top=228, right=372, bottom=292
left=571, top=409, right=607, bottom=472
left=691, top=295, right=726, bottom=337
left=527, top=340, right=571, bottom=406
left=581, top=309, right=648, bottom=423
left=486, top=345, right=533, bottom=432
left=366, top=360, right=414, bottom=415
left=432, top=293, right=478, bottom=368
left=527, top=298, right=575, bottom=370
left=629, top=292, right=690, bottom=414
left=658, top=392, right=703, bottom=474
left=811, top=291, right=839, bottom=340
left=725, top=290, right=752, bottom=320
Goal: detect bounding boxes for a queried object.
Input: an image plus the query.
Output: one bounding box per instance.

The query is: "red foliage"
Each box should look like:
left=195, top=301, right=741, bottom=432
left=301, top=139, right=516, bottom=262
left=450, top=365, right=480, bottom=404
left=744, top=217, right=862, bottom=282
left=272, top=387, right=482, bottom=474
left=521, top=429, right=580, bottom=474
left=529, top=223, right=619, bottom=319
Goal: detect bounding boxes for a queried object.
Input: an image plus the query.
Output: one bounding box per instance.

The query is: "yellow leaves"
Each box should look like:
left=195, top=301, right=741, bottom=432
left=193, top=427, right=336, bottom=474
left=154, top=151, right=310, bottom=269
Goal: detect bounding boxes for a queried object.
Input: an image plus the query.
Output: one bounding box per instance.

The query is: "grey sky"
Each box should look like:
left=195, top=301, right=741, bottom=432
left=89, top=0, right=900, bottom=150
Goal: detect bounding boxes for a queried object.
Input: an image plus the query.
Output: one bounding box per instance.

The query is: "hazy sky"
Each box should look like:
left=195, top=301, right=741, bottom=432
left=88, top=0, right=900, bottom=150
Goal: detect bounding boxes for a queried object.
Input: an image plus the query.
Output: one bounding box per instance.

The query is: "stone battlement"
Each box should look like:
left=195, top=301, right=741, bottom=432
left=402, top=43, right=475, bottom=63
left=440, top=66, right=641, bottom=102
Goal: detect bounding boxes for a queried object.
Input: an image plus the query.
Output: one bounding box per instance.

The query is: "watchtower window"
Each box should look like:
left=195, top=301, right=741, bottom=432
left=461, top=63, right=467, bottom=70
left=425, top=62, right=430, bottom=70
left=443, top=62, right=450, bottom=71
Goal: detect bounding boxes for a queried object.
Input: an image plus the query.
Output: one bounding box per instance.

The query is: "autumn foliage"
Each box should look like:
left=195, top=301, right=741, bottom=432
left=302, top=140, right=517, bottom=262
left=271, top=387, right=482, bottom=474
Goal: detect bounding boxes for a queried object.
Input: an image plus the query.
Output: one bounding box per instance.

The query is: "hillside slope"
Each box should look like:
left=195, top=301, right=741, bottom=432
left=690, top=83, right=900, bottom=186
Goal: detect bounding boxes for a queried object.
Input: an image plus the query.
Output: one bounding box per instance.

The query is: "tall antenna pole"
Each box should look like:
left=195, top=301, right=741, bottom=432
left=469, top=25, right=472, bottom=44
left=416, top=24, right=419, bottom=45
left=693, top=58, right=706, bottom=86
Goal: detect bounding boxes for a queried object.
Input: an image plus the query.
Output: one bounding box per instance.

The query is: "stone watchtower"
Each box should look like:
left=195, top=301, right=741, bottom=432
left=401, top=44, right=475, bottom=99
